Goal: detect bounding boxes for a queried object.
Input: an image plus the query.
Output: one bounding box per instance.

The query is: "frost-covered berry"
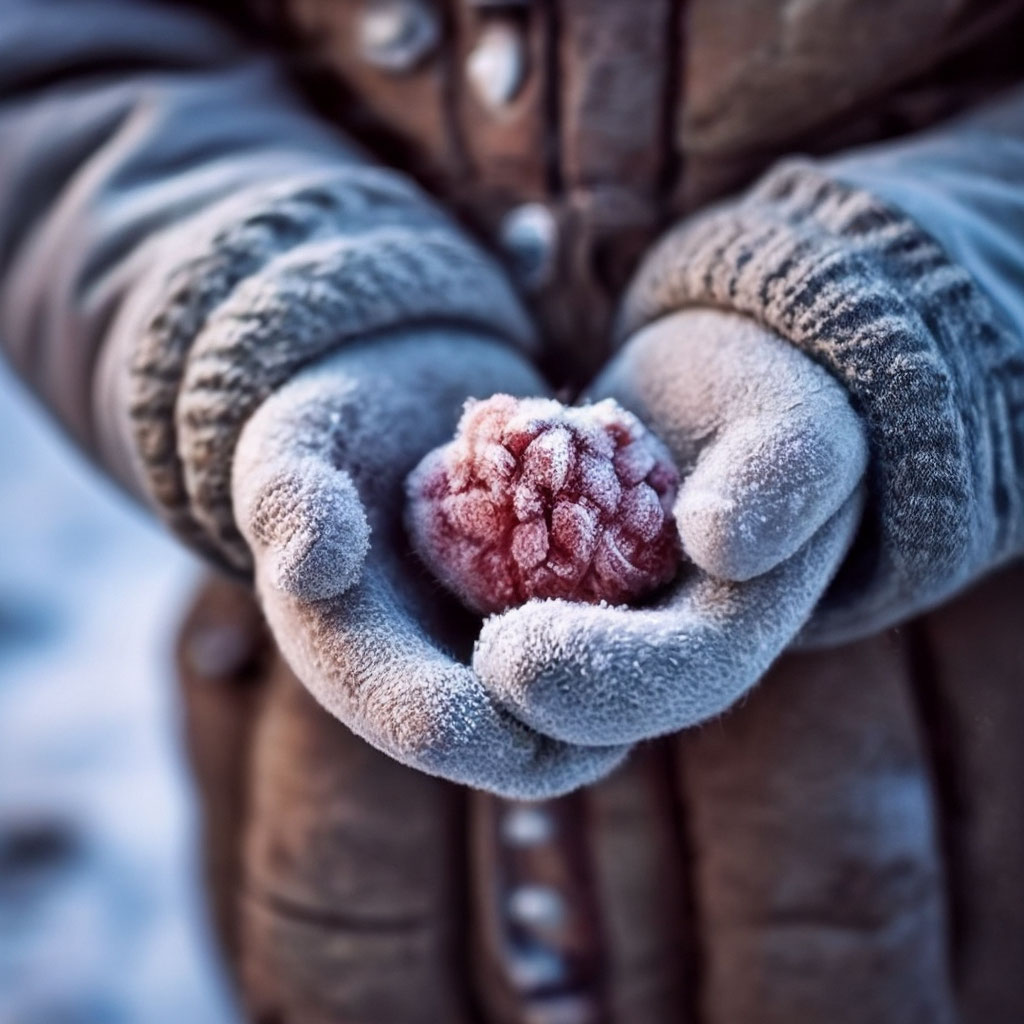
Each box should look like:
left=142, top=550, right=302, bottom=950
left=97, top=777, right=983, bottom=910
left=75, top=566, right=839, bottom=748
left=405, top=394, right=681, bottom=614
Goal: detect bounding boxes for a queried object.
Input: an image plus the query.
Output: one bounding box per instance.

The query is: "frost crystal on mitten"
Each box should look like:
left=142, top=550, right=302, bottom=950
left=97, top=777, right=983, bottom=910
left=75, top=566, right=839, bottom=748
left=406, top=394, right=681, bottom=614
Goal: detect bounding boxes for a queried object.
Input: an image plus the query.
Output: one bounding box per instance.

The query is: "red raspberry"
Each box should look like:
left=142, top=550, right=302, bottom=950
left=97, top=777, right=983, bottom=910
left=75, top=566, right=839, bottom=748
left=405, top=394, right=681, bottom=615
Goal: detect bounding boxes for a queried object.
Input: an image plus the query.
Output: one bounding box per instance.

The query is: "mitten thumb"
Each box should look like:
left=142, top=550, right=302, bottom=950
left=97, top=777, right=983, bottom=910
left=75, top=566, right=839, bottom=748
left=232, top=367, right=372, bottom=602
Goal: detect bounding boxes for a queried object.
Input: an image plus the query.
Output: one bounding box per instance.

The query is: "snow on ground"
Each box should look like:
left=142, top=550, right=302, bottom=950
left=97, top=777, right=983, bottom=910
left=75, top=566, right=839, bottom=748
left=0, top=361, right=238, bottom=1023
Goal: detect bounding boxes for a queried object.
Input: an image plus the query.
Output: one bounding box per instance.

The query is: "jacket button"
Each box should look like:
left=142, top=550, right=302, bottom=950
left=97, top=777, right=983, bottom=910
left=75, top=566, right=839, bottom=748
left=507, top=884, right=567, bottom=933
left=501, top=803, right=555, bottom=845
left=500, top=202, right=558, bottom=292
left=467, top=20, right=527, bottom=109
left=359, top=0, right=440, bottom=73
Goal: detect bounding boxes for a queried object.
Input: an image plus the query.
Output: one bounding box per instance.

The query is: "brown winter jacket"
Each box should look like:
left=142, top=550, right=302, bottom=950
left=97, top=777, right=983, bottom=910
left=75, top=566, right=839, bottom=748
left=256, top=0, right=1024, bottom=381
left=3, top=2, right=1024, bottom=1023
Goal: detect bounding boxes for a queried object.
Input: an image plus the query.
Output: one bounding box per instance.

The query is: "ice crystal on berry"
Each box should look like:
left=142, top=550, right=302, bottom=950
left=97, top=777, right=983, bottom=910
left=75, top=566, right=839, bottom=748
left=405, top=394, right=681, bottom=614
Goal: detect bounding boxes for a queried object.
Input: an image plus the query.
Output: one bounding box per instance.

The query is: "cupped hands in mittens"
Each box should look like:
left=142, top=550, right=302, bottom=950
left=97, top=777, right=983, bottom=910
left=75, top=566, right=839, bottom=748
left=232, top=326, right=628, bottom=798
left=470, top=309, right=870, bottom=747
left=231, top=310, right=869, bottom=795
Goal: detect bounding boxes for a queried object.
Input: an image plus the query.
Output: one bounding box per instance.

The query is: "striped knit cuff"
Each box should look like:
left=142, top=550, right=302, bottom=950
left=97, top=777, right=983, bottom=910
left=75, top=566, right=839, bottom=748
left=617, top=160, right=1024, bottom=642
left=125, top=167, right=537, bottom=570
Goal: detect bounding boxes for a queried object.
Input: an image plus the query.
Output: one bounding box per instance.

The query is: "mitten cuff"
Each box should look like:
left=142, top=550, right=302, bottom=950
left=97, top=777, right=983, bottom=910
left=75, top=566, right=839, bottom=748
left=617, top=160, right=1024, bottom=643
left=119, top=168, right=537, bottom=569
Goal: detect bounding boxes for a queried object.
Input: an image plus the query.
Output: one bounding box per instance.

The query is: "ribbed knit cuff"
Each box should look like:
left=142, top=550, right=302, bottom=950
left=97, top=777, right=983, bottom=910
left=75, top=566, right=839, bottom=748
left=617, top=160, right=1024, bottom=642
left=125, top=167, right=537, bottom=570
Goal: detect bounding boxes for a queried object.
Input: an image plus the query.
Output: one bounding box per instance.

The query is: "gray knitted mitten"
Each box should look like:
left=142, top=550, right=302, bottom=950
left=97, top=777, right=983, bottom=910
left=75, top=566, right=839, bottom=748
left=617, top=162, right=1024, bottom=644
left=473, top=309, right=868, bottom=747
left=112, top=168, right=537, bottom=569
left=233, top=328, right=628, bottom=798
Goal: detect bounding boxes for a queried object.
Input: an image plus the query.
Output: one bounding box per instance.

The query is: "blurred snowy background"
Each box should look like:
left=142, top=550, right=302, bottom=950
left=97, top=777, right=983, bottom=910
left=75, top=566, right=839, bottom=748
left=0, top=360, right=238, bottom=1023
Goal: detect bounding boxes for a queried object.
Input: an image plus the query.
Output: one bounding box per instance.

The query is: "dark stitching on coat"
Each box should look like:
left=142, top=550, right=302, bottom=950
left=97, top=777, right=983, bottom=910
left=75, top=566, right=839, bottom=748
left=665, top=738, right=704, bottom=1024
left=543, top=0, right=563, bottom=196
left=902, top=622, right=967, bottom=987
